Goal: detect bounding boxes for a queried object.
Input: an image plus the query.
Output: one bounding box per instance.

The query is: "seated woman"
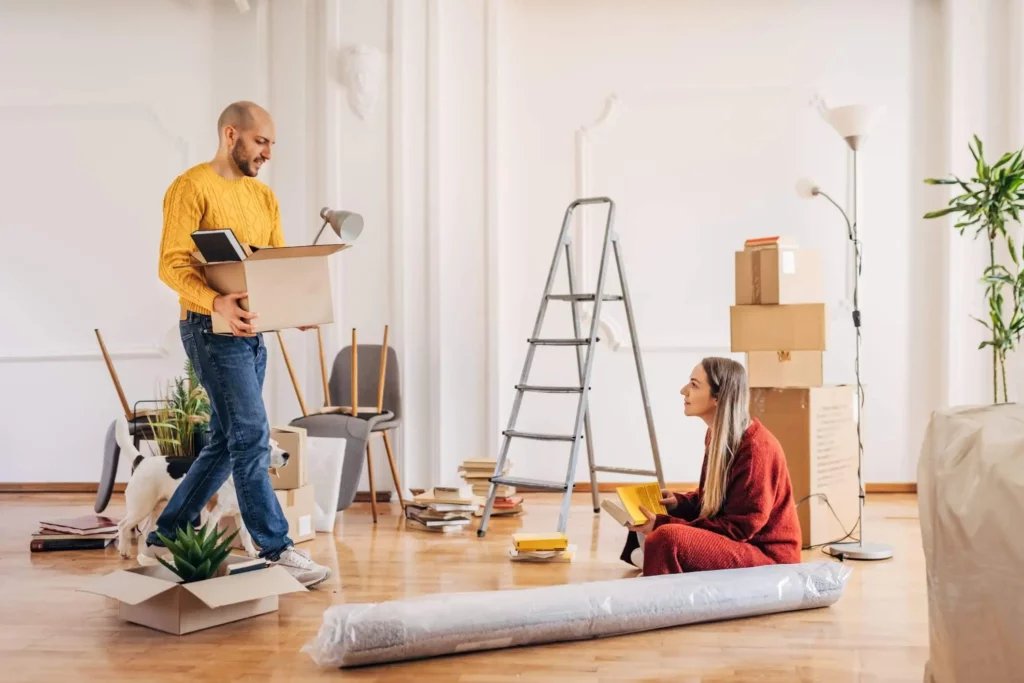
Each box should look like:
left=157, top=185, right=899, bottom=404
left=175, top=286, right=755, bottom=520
left=621, top=356, right=802, bottom=575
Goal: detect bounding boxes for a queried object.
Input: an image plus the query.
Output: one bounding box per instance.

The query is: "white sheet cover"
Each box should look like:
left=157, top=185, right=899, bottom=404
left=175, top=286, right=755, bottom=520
left=303, top=560, right=852, bottom=668
left=918, top=403, right=1024, bottom=683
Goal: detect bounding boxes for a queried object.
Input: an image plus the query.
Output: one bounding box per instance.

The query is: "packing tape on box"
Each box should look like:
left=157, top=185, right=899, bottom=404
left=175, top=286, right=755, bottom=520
left=751, top=250, right=763, bottom=303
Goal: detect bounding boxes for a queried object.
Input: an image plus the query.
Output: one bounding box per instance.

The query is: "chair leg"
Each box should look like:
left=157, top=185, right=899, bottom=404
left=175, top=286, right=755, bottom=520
left=382, top=431, right=405, bottom=508
left=365, top=439, right=378, bottom=523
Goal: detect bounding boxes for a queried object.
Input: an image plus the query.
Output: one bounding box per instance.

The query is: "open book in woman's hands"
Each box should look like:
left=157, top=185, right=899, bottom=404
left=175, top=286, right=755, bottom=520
left=600, top=483, right=667, bottom=526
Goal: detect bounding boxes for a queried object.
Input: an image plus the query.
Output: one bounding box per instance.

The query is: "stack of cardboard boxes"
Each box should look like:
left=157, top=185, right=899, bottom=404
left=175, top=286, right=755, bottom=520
left=730, top=237, right=860, bottom=548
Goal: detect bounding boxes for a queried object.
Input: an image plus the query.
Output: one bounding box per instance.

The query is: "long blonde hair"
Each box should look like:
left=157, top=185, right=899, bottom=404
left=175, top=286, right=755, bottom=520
left=699, top=357, right=750, bottom=519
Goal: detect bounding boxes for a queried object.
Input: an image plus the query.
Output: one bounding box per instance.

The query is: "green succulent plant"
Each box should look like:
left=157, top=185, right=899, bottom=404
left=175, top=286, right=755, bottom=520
left=155, top=523, right=238, bottom=583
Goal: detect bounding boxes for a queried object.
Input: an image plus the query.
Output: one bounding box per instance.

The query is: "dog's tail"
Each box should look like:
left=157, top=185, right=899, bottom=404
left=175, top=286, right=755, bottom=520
left=115, top=415, right=146, bottom=472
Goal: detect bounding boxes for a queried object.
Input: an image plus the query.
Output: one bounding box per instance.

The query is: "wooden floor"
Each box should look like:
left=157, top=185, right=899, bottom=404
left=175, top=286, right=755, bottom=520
left=0, top=491, right=928, bottom=682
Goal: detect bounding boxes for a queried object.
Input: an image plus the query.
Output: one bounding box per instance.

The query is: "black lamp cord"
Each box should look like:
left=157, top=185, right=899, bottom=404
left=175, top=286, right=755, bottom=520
left=804, top=180, right=866, bottom=551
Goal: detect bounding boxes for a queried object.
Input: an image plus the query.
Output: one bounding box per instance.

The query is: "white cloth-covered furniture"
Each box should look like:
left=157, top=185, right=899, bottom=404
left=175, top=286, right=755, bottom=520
left=918, top=403, right=1024, bottom=683
left=303, top=561, right=852, bottom=668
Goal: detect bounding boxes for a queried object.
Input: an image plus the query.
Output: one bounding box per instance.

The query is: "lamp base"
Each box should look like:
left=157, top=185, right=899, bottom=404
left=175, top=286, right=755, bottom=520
left=823, top=540, right=893, bottom=561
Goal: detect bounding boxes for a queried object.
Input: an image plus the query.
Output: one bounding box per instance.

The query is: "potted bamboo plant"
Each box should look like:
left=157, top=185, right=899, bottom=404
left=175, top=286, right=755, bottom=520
left=146, top=360, right=212, bottom=458
left=924, top=135, right=1024, bottom=403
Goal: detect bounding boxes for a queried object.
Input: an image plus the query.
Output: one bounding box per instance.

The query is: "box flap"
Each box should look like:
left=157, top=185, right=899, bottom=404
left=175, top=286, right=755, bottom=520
left=181, top=566, right=306, bottom=608
left=79, top=567, right=181, bottom=605
left=245, top=244, right=348, bottom=261
left=271, top=424, right=308, bottom=437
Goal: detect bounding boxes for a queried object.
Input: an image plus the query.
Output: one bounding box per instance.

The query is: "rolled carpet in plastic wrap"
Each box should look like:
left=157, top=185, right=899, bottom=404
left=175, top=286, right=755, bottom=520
left=918, top=403, right=1024, bottom=683
left=303, top=560, right=852, bottom=668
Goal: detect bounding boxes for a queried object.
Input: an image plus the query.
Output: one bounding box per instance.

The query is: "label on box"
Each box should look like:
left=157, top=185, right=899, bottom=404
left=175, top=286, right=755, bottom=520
left=782, top=250, right=796, bottom=274
left=299, top=514, right=312, bottom=537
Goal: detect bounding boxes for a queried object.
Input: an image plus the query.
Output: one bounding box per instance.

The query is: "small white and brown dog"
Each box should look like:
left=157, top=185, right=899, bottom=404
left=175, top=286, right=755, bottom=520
left=114, top=415, right=289, bottom=560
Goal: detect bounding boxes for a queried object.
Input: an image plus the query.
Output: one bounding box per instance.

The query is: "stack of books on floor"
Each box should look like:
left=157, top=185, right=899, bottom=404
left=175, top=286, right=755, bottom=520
left=731, top=235, right=860, bottom=549
left=508, top=532, right=574, bottom=563
left=459, top=458, right=524, bottom=517
left=30, top=514, right=118, bottom=552
left=403, top=486, right=477, bottom=533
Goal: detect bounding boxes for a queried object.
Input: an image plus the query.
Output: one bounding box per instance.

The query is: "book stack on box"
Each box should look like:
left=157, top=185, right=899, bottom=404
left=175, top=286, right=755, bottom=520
left=31, top=514, right=118, bottom=552
left=458, top=458, right=524, bottom=517
left=403, top=486, right=477, bottom=533
left=731, top=236, right=860, bottom=548
left=508, top=532, right=575, bottom=563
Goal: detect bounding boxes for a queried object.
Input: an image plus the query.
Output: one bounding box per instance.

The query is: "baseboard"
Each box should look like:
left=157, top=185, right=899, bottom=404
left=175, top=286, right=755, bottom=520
left=516, top=482, right=917, bottom=494
left=0, top=482, right=127, bottom=494
left=354, top=490, right=394, bottom=503
left=0, top=482, right=917, bottom=495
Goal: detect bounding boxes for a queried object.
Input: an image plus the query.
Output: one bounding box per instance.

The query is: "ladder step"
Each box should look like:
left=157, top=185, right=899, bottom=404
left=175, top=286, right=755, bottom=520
left=516, top=384, right=584, bottom=394
left=547, top=294, right=624, bottom=302
left=528, top=338, right=598, bottom=346
left=592, top=465, right=660, bottom=477
left=503, top=429, right=578, bottom=442
left=490, top=476, right=568, bottom=492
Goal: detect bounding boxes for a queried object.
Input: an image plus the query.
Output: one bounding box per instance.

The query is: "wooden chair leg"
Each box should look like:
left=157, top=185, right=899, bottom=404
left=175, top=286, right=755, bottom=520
left=366, top=439, right=378, bottom=523
left=382, top=430, right=404, bottom=508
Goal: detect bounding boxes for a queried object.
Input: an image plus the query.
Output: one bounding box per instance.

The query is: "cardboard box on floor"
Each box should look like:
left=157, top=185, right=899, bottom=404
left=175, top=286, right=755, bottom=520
left=730, top=303, right=827, bottom=352
left=735, top=238, right=824, bottom=305
left=79, top=555, right=305, bottom=635
left=270, top=425, right=308, bottom=490
left=749, top=386, right=860, bottom=548
left=746, top=350, right=823, bottom=388
left=221, top=484, right=316, bottom=548
left=187, top=243, right=350, bottom=335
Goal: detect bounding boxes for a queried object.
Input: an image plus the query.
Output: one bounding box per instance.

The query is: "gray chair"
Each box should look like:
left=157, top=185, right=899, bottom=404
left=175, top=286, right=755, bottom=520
left=289, top=344, right=403, bottom=523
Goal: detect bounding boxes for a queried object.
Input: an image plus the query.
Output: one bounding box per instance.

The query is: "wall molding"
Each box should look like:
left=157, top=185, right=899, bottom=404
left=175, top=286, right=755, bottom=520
left=426, top=0, right=442, bottom=486
left=485, top=0, right=503, bottom=459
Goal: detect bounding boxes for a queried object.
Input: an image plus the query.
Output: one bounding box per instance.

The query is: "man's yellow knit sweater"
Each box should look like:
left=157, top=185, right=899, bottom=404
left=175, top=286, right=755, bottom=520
left=158, top=162, right=285, bottom=319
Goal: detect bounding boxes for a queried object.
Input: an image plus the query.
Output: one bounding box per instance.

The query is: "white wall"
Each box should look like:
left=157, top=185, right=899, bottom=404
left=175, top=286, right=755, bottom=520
left=2, top=0, right=1020, bottom=491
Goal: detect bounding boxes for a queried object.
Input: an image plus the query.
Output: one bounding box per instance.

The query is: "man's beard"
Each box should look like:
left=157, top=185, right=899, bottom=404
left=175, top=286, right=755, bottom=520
left=231, top=142, right=260, bottom=177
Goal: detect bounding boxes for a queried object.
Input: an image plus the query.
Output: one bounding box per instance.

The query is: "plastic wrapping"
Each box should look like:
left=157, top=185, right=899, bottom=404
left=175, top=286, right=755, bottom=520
left=303, top=560, right=851, bottom=668
left=918, top=404, right=1024, bottom=683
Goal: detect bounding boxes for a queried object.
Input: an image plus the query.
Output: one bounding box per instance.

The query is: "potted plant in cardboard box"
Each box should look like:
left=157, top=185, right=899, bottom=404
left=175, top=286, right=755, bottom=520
left=924, top=135, right=1024, bottom=403
left=146, top=360, right=212, bottom=458
left=156, top=522, right=238, bottom=583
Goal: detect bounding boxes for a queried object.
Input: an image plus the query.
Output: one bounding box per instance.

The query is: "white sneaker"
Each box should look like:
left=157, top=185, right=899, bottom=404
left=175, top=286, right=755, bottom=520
left=137, top=541, right=173, bottom=567
left=630, top=547, right=644, bottom=569
left=271, top=547, right=332, bottom=588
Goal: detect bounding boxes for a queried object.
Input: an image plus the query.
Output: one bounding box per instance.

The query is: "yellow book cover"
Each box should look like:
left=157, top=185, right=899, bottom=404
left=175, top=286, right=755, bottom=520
left=512, top=532, right=569, bottom=552
left=615, top=483, right=667, bottom=525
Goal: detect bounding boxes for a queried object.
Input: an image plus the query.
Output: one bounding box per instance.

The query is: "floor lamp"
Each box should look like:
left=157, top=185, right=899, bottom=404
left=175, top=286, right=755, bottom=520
left=796, top=103, right=893, bottom=561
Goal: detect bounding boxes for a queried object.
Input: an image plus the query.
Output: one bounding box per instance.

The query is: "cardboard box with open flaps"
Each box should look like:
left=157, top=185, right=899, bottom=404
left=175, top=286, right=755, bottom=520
left=183, top=242, right=350, bottom=335
left=79, top=555, right=306, bottom=635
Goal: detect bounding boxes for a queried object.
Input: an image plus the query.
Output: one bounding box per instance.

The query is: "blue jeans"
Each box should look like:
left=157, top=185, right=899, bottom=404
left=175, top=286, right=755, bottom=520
left=146, top=311, right=293, bottom=559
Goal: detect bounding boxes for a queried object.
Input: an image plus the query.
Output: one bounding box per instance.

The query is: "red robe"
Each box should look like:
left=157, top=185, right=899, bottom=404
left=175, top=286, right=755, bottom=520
left=620, top=418, right=802, bottom=574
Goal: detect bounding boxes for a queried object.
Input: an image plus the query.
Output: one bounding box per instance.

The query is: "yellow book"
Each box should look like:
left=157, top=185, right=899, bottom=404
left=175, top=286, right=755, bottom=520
left=613, top=483, right=667, bottom=526
left=512, top=532, right=568, bottom=552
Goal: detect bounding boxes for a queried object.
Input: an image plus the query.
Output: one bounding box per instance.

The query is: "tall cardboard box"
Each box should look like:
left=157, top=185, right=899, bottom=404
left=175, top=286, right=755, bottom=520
left=749, top=386, right=860, bottom=548
left=189, top=243, right=349, bottom=334
left=735, top=239, right=823, bottom=305
left=79, top=555, right=306, bottom=635
left=730, top=303, right=827, bottom=351
left=746, top=350, right=823, bottom=388
left=270, top=425, right=307, bottom=490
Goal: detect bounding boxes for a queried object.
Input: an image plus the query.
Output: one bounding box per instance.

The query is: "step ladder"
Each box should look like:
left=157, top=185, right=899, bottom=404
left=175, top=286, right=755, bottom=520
left=477, top=197, right=664, bottom=537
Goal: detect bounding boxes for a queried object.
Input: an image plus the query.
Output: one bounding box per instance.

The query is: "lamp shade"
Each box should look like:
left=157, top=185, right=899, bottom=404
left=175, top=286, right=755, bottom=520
left=823, top=104, right=883, bottom=150
left=320, top=207, right=364, bottom=244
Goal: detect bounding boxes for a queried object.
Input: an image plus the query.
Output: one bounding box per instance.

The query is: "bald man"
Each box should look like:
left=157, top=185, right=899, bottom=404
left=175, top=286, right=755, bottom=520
left=148, top=101, right=331, bottom=588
